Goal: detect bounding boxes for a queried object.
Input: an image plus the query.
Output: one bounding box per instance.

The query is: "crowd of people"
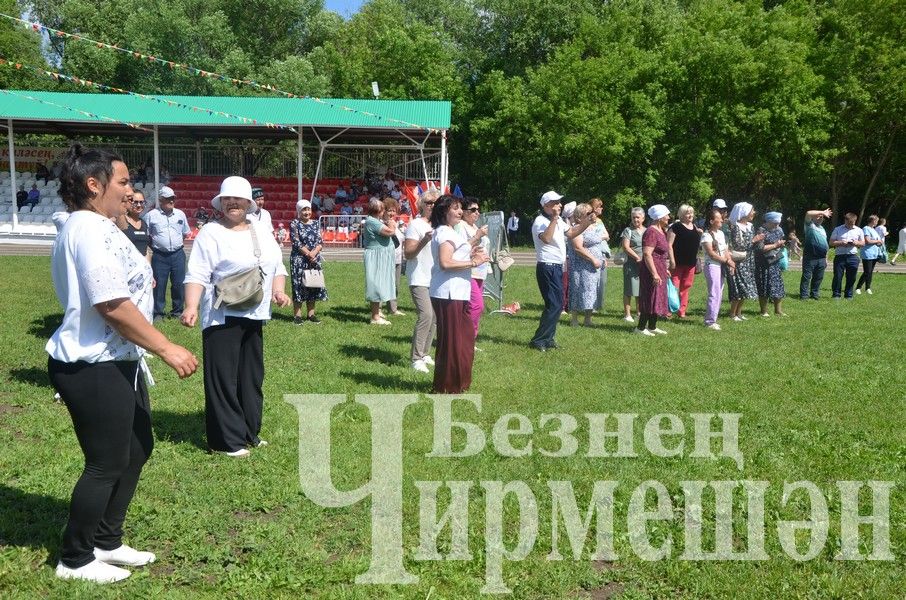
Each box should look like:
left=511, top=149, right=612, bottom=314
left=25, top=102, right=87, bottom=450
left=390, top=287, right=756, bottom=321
left=41, top=141, right=902, bottom=584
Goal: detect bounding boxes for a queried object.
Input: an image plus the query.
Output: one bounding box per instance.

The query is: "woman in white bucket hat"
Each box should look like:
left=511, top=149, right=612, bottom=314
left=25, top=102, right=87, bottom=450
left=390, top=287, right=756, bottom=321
left=181, top=176, right=290, bottom=458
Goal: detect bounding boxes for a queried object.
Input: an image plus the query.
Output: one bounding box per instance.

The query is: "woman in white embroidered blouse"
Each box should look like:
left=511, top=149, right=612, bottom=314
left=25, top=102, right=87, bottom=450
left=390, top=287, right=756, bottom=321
left=182, top=176, right=290, bottom=458
left=47, top=144, right=197, bottom=584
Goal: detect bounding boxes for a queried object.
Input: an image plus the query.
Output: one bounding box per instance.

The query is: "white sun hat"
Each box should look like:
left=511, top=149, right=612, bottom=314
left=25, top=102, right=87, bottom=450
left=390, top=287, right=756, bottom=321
left=212, top=176, right=255, bottom=213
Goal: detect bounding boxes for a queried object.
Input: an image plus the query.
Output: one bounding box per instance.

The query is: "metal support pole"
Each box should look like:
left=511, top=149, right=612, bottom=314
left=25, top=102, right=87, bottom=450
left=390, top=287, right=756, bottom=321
left=297, top=128, right=304, bottom=201
left=8, top=119, right=18, bottom=230
left=153, top=126, right=160, bottom=207
left=195, top=140, right=202, bottom=175
left=440, top=130, right=448, bottom=192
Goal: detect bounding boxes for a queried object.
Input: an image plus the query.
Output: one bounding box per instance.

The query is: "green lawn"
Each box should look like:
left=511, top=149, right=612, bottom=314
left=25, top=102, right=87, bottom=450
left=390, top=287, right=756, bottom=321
left=0, top=256, right=903, bottom=599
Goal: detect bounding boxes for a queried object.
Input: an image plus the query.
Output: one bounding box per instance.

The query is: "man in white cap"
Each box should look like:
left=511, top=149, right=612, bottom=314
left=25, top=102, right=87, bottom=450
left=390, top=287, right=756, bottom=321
left=529, top=191, right=595, bottom=351
left=143, top=186, right=191, bottom=321
left=250, top=187, right=274, bottom=233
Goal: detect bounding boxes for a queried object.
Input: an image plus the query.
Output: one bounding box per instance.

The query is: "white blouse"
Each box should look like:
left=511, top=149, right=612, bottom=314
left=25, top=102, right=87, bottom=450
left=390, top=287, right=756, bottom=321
left=185, top=221, right=288, bottom=329
left=429, top=225, right=472, bottom=300
left=46, top=211, right=154, bottom=362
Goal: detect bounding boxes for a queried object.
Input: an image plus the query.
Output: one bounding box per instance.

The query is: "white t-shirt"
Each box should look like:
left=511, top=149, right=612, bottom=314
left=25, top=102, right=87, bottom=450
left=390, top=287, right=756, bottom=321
left=185, top=221, right=288, bottom=329
left=700, top=230, right=728, bottom=266
left=251, top=208, right=274, bottom=233
left=458, top=221, right=490, bottom=280
left=532, top=214, right=568, bottom=264
left=830, top=225, right=864, bottom=255
left=404, top=218, right=434, bottom=287
left=46, top=211, right=154, bottom=363
left=429, top=225, right=471, bottom=300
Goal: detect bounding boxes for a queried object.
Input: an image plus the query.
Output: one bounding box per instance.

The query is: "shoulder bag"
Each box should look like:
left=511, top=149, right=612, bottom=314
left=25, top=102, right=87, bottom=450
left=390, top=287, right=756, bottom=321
left=213, top=222, right=265, bottom=310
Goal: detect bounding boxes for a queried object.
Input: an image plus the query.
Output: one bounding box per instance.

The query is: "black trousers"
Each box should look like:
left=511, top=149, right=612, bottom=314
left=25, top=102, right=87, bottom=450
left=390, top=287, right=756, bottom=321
left=856, top=259, right=878, bottom=291
left=48, top=358, right=153, bottom=569
left=202, top=317, right=265, bottom=452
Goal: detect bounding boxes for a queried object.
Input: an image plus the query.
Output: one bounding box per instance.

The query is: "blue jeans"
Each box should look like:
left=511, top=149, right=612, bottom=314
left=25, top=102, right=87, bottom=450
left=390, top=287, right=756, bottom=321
left=831, top=254, right=859, bottom=298
left=799, top=256, right=827, bottom=299
left=531, top=263, right=563, bottom=348
left=151, top=248, right=186, bottom=316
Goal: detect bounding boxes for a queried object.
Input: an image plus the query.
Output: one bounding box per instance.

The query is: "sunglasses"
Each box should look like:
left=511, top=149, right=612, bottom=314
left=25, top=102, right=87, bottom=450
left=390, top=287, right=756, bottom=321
left=131, top=200, right=145, bottom=204
left=423, top=201, right=436, bottom=206
left=466, top=207, right=480, bottom=213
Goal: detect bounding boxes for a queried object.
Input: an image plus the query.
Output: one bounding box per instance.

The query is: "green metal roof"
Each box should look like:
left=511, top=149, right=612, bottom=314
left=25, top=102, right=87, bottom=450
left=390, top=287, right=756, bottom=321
left=0, top=91, right=451, bottom=137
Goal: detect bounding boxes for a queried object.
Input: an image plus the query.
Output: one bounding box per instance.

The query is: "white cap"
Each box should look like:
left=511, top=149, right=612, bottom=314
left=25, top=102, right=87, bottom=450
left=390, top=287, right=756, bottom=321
left=647, top=204, right=670, bottom=220
left=212, top=176, right=255, bottom=213
left=562, top=201, right=577, bottom=219
left=712, top=198, right=727, bottom=209
left=159, top=186, right=175, bottom=199
left=539, top=190, right=564, bottom=206
left=296, top=199, right=312, bottom=211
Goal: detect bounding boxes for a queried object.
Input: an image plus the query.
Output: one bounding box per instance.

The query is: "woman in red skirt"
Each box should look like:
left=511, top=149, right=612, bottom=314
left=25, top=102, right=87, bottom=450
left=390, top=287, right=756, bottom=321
left=429, top=195, right=490, bottom=393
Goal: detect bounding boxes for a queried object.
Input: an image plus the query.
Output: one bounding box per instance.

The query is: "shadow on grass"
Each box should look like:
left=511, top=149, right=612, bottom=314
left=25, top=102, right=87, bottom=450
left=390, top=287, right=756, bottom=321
left=323, top=304, right=371, bottom=324
left=338, top=370, right=433, bottom=392
left=0, top=484, right=67, bottom=564
left=28, top=313, right=63, bottom=340
left=339, top=344, right=399, bottom=365
left=9, top=367, right=52, bottom=389
left=153, top=409, right=207, bottom=451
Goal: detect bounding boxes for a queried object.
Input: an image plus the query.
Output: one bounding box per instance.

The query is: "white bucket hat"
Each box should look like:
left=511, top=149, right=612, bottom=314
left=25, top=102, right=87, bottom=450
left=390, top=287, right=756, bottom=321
left=212, top=176, right=255, bottom=213
left=296, top=199, right=312, bottom=212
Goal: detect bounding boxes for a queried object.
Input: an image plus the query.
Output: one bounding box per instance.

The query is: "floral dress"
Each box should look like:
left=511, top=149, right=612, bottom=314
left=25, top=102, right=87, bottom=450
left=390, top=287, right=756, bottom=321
left=638, top=226, right=670, bottom=316
left=754, top=226, right=785, bottom=300
left=290, top=219, right=328, bottom=302
left=567, top=226, right=604, bottom=311
left=727, top=223, right=758, bottom=301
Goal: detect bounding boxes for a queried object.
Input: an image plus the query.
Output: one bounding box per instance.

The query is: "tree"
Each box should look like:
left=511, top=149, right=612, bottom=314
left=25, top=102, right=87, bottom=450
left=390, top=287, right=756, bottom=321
left=0, top=0, right=49, bottom=89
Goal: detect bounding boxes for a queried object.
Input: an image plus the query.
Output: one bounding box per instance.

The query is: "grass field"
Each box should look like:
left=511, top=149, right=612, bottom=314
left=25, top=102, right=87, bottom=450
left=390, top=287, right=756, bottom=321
left=0, top=255, right=903, bottom=599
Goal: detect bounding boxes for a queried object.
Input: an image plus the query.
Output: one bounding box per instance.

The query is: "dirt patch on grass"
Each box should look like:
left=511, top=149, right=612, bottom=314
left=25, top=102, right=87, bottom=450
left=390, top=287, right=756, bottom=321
left=591, top=559, right=619, bottom=572
left=232, top=506, right=285, bottom=522
left=0, top=403, right=24, bottom=417
left=587, top=582, right=624, bottom=599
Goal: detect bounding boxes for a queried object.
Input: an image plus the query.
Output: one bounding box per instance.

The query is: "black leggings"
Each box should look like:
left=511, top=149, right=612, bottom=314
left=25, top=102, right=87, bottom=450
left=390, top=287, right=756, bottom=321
left=48, top=358, right=153, bottom=568
left=856, top=259, right=878, bottom=291
left=637, top=313, right=659, bottom=331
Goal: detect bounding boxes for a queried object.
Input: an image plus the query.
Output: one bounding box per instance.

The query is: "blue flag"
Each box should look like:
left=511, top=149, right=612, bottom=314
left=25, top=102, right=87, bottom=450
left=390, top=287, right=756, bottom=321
left=452, top=184, right=463, bottom=198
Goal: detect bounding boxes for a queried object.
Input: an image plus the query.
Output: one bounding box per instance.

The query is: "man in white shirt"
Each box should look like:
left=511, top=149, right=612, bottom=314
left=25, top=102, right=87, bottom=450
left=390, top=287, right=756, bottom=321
left=829, top=211, right=865, bottom=299
left=506, top=211, right=520, bottom=246
left=250, top=187, right=273, bottom=233
left=143, top=186, right=191, bottom=320
left=530, top=190, right=595, bottom=351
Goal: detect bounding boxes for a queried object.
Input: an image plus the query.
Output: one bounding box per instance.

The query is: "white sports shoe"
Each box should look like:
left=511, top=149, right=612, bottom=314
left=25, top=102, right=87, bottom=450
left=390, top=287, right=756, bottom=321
left=867, top=289, right=873, bottom=295
left=56, top=559, right=131, bottom=583
left=649, top=327, right=668, bottom=335
left=223, top=448, right=250, bottom=458
left=623, top=315, right=635, bottom=322
left=732, top=316, right=743, bottom=322
left=94, top=544, right=156, bottom=567
left=633, top=328, right=655, bottom=337
left=412, top=360, right=430, bottom=373
left=855, top=289, right=862, bottom=295
left=706, top=323, right=722, bottom=331
left=422, top=355, right=435, bottom=366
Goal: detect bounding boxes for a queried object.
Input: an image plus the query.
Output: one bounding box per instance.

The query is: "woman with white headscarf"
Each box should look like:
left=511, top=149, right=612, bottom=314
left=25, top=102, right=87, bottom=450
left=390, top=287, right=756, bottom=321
left=754, top=211, right=787, bottom=316
left=290, top=198, right=327, bottom=324
left=635, top=204, right=671, bottom=336
left=726, top=202, right=763, bottom=321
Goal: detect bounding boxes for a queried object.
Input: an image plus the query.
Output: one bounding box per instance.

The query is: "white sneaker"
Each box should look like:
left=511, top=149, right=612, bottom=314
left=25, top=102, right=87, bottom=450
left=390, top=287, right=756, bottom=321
left=223, top=448, right=250, bottom=458
left=706, top=323, right=721, bottom=331
left=731, top=316, right=743, bottom=322
left=369, top=317, right=391, bottom=325
left=412, top=360, right=430, bottom=373
left=633, top=328, right=655, bottom=337
left=94, top=544, right=156, bottom=567
left=422, top=355, right=435, bottom=366
left=255, top=439, right=268, bottom=448
left=761, top=312, right=771, bottom=318
left=56, top=559, right=131, bottom=583
left=867, top=289, right=873, bottom=295
left=623, top=315, right=635, bottom=322
left=739, top=314, right=748, bottom=320
left=474, top=345, right=483, bottom=352
left=855, top=288, right=862, bottom=295
left=649, top=327, right=668, bottom=335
